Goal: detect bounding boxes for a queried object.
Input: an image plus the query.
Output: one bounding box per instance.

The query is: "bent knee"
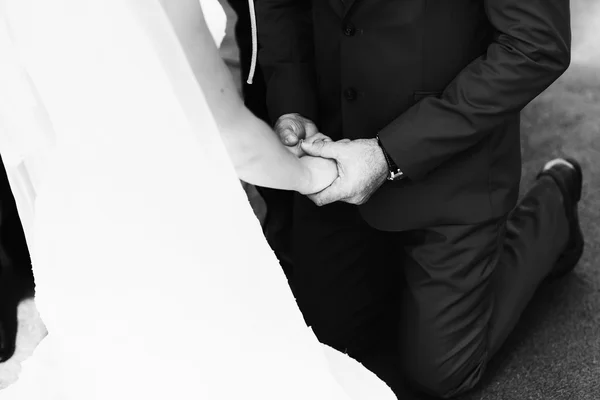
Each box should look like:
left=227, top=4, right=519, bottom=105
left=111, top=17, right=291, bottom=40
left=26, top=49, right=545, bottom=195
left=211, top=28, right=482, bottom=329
left=404, top=356, right=487, bottom=398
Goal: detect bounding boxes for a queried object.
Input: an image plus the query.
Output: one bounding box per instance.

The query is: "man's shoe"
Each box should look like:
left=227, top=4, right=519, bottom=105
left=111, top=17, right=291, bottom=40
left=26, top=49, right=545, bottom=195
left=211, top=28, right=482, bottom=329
left=537, top=158, right=585, bottom=280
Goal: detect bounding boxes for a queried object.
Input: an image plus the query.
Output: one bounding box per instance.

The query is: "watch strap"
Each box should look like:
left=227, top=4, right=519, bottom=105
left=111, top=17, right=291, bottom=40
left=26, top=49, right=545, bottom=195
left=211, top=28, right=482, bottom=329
left=376, top=135, right=404, bottom=181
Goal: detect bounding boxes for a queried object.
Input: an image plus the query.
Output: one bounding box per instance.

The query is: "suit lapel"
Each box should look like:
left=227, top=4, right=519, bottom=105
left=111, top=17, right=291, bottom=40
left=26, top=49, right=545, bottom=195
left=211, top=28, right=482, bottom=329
left=342, top=0, right=358, bottom=17
left=327, top=0, right=360, bottom=19
left=328, top=0, right=345, bottom=18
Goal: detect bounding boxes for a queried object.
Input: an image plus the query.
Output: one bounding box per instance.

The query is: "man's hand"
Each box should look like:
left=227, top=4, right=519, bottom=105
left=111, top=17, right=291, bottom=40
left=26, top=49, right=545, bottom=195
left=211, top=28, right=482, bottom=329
left=300, top=138, right=389, bottom=206
left=275, top=113, right=319, bottom=157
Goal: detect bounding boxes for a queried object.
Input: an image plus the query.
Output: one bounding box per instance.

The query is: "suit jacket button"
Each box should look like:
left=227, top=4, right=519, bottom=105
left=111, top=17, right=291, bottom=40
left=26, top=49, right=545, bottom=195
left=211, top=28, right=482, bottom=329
left=343, top=23, right=356, bottom=36
left=344, top=88, right=357, bottom=101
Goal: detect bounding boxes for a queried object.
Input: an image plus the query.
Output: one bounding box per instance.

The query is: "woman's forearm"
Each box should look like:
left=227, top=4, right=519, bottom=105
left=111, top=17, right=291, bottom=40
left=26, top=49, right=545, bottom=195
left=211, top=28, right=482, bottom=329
left=159, top=0, right=314, bottom=192
left=222, top=112, right=312, bottom=191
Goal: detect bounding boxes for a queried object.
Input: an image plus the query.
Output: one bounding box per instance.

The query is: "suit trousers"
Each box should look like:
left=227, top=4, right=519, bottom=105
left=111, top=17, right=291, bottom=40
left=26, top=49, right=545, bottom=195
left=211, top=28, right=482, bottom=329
left=291, top=176, right=569, bottom=398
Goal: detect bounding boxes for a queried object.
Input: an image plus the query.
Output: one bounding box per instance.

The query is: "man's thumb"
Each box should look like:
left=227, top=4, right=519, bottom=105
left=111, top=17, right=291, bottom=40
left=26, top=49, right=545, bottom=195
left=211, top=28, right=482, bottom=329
left=300, top=140, right=338, bottom=159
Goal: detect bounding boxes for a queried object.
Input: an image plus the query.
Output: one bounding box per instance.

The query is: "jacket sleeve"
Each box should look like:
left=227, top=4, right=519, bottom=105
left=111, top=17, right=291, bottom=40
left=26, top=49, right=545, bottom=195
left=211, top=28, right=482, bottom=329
left=256, top=0, right=319, bottom=124
left=378, top=0, right=571, bottom=181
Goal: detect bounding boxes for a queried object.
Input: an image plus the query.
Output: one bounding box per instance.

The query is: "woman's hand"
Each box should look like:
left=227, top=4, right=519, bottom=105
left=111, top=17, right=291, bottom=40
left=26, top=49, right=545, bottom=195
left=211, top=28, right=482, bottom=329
left=297, top=155, right=338, bottom=195
left=295, top=132, right=338, bottom=195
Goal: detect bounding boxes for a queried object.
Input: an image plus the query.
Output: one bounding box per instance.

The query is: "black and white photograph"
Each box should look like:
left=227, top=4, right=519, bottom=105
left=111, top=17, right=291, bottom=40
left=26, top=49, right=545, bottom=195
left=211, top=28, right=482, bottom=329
left=0, top=0, right=598, bottom=398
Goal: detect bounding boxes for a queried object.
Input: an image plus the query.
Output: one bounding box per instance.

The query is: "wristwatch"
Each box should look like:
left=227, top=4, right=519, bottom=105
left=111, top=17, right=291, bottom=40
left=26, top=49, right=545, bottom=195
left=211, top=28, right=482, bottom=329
left=376, top=135, right=405, bottom=181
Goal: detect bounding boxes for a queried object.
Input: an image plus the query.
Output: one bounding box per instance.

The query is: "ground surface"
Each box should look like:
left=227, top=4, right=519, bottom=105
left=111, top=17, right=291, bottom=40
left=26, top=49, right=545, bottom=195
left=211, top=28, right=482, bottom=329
left=1, top=1, right=599, bottom=399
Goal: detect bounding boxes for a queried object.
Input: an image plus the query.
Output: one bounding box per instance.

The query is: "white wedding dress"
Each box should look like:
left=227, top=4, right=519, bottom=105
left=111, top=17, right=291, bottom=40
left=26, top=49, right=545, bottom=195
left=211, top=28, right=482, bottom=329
left=0, top=1, right=395, bottom=399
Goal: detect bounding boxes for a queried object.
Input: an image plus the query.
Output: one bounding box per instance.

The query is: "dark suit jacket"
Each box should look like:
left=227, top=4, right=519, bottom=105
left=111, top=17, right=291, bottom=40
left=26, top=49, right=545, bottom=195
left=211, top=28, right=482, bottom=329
left=257, top=0, right=571, bottom=231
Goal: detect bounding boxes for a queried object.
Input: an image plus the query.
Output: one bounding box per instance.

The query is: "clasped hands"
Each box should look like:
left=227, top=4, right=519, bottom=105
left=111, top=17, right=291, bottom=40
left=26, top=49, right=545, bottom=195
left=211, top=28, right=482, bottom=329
left=276, top=113, right=389, bottom=206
